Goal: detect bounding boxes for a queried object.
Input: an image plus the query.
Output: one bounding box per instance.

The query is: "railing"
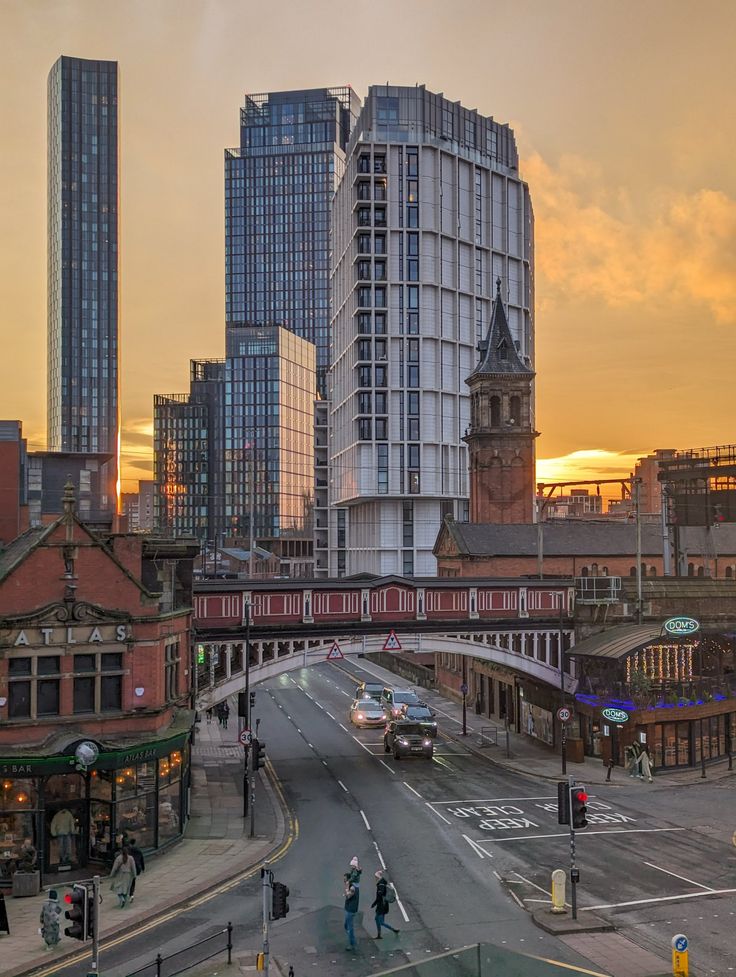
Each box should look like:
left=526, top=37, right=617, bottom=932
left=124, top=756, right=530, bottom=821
left=367, top=941, right=616, bottom=976
left=126, top=922, right=233, bottom=977
left=575, top=576, right=622, bottom=604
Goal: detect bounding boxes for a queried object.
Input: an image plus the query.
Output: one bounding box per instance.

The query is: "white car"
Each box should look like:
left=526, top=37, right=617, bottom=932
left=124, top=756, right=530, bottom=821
left=350, top=698, right=386, bottom=728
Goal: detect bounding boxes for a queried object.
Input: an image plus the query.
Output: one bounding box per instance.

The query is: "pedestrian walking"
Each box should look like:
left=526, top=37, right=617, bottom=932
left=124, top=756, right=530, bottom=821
left=127, top=837, right=146, bottom=901
left=39, top=889, right=62, bottom=950
left=216, top=703, right=224, bottom=727
left=625, top=742, right=642, bottom=778
left=206, top=707, right=213, bottom=725
left=640, top=744, right=655, bottom=783
left=343, top=872, right=360, bottom=951
left=222, top=702, right=230, bottom=729
left=109, top=845, right=137, bottom=908
left=371, top=870, right=399, bottom=939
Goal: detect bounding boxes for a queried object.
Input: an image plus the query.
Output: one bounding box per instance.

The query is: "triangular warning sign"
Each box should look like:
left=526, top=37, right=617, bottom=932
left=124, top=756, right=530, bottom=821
left=326, top=642, right=344, bottom=660
left=383, top=629, right=402, bottom=651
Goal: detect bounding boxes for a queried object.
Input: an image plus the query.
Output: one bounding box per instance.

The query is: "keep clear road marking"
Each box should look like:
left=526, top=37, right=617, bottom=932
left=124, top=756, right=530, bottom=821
left=403, top=782, right=423, bottom=799
left=643, top=860, right=714, bottom=891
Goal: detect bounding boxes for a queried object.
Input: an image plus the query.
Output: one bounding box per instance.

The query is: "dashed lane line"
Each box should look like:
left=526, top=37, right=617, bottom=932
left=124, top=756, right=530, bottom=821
left=378, top=759, right=395, bottom=775
left=337, top=780, right=349, bottom=793
left=403, top=782, right=423, bottom=799
left=426, top=803, right=452, bottom=825
left=373, top=841, right=387, bottom=870
left=360, top=810, right=371, bottom=830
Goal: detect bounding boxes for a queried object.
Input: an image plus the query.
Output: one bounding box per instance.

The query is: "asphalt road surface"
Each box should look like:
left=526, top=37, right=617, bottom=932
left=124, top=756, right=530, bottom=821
left=38, top=658, right=736, bottom=977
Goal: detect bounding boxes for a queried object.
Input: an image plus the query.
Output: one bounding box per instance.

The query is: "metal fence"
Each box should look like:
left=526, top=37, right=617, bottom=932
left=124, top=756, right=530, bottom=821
left=126, top=922, right=233, bottom=977
left=366, top=942, right=616, bottom=977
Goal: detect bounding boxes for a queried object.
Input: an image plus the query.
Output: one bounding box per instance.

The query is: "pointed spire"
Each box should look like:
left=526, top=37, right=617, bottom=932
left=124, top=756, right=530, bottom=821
left=469, top=281, right=534, bottom=378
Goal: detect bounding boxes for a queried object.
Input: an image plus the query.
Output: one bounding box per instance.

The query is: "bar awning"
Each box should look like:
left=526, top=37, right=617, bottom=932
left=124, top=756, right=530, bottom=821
left=568, top=624, right=665, bottom=660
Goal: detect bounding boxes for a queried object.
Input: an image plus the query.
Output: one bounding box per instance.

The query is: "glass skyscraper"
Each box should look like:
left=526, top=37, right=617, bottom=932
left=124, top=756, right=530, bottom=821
left=47, top=56, right=119, bottom=508
left=224, top=88, right=359, bottom=398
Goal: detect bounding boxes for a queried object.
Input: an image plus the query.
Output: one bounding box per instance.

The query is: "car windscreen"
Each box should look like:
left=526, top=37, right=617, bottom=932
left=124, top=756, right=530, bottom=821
left=396, top=723, right=425, bottom=736
left=355, top=702, right=383, bottom=714
left=406, top=707, right=432, bottom=719
left=393, top=691, right=419, bottom=704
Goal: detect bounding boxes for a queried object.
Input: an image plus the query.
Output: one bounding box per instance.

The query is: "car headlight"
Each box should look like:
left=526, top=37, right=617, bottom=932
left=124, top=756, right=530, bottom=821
left=357, top=714, right=364, bottom=720
left=423, top=739, right=432, bottom=747
left=398, top=738, right=409, bottom=746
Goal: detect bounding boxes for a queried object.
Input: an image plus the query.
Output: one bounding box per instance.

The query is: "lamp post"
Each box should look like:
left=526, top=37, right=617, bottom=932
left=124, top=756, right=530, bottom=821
left=242, top=599, right=252, bottom=818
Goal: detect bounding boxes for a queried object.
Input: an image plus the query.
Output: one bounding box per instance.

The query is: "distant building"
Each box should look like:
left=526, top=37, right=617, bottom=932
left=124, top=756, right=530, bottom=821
left=47, top=56, right=119, bottom=511
left=27, top=452, right=116, bottom=529
left=121, top=481, right=153, bottom=532
left=0, top=421, right=28, bottom=545
left=539, top=489, right=604, bottom=520
left=329, top=85, right=534, bottom=576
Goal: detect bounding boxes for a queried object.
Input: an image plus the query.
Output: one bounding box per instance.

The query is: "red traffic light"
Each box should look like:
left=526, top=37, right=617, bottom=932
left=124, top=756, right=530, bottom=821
left=64, top=893, right=73, bottom=904
left=577, top=790, right=588, bottom=803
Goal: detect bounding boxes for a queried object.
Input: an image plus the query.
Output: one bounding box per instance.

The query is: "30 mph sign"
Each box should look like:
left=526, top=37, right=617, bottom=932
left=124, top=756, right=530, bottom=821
left=239, top=729, right=253, bottom=746
left=557, top=707, right=571, bottom=723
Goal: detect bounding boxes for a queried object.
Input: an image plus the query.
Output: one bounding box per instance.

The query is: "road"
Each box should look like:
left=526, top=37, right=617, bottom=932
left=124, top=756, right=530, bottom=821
left=42, top=657, right=736, bottom=977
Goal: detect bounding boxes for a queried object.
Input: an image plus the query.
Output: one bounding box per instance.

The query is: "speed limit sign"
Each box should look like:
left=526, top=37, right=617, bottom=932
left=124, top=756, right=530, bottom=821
left=557, top=707, right=571, bottom=723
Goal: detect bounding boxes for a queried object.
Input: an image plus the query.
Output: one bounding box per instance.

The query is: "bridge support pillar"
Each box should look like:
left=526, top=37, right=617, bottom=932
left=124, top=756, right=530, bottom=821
left=225, top=644, right=232, bottom=680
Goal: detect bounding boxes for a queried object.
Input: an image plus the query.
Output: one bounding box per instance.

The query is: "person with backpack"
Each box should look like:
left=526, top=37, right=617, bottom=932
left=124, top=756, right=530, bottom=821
left=371, top=870, right=400, bottom=939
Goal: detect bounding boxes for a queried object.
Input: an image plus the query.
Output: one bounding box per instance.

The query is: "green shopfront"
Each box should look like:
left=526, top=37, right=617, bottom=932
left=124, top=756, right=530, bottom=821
left=0, top=732, right=190, bottom=885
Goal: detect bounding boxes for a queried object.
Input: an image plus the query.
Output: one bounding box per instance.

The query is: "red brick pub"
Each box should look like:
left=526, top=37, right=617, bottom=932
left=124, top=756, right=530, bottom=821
left=0, top=486, right=197, bottom=890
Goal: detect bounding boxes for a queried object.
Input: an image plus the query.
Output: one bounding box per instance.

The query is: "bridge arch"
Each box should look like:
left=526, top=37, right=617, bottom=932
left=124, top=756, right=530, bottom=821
left=195, top=629, right=576, bottom=710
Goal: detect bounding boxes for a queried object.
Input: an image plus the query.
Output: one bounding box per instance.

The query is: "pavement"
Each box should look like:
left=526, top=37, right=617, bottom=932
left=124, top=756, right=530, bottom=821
left=372, top=653, right=736, bottom=789
left=2, top=708, right=289, bottom=977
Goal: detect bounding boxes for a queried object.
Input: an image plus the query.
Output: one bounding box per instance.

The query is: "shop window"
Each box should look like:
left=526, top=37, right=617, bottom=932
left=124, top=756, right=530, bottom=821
left=0, top=780, right=37, bottom=880
left=73, top=652, right=123, bottom=714
left=117, top=792, right=156, bottom=851
left=158, top=783, right=181, bottom=844
left=89, top=769, right=113, bottom=802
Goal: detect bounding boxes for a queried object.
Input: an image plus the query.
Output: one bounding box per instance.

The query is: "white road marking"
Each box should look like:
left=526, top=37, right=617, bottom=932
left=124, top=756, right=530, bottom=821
left=480, top=827, right=687, bottom=843
left=393, top=887, right=410, bottom=922
left=352, top=735, right=373, bottom=755
left=512, top=871, right=549, bottom=897
left=297, top=728, right=302, bottom=733
left=492, top=870, right=502, bottom=881
left=643, top=861, right=713, bottom=891
left=326, top=711, right=335, bottom=720
left=426, top=804, right=452, bottom=825
left=462, top=834, right=486, bottom=859
left=373, top=842, right=387, bottom=870
left=337, top=780, right=349, bottom=793
left=338, top=723, right=348, bottom=732
left=315, top=702, right=324, bottom=710
left=360, top=810, right=371, bottom=830
left=508, top=888, right=525, bottom=909
left=431, top=795, right=555, bottom=805
left=582, top=887, right=736, bottom=911
left=321, top=760, right=328, bottom=766
left=340, top=689, right=351, bottom=696
left=308, top=743, right=314, bottom=749
left=432, top=755, right=453, bottom=770
left=403, top=782, right=423, bottom=799
left=378, top=759, right=395, bottom=775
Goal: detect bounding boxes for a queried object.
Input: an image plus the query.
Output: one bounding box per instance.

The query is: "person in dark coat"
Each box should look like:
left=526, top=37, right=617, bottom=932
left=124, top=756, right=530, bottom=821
left=222, top=702, right=230, bottom=729
left=127, top=838, right=145, bottom=901
left=371, top=870, right=399, bottom=939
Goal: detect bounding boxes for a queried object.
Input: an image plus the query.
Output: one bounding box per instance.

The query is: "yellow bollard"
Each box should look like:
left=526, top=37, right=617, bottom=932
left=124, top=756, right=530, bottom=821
left=671, top=934, right=689, bottom=976
left=551, top=869, right=567, bottom=914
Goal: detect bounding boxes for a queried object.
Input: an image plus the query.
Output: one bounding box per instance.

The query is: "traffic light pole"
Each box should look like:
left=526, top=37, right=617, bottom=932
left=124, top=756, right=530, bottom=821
left=91, top=875, right=100, bottom=975
left=249, top=741, right=256, bottom=839
left=568, top=778, right=578, bottom=920
left=261, top=863, right=271, bottom=976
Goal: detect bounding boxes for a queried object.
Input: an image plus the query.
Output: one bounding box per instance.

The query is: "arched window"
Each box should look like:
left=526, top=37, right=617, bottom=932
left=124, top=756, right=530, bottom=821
left=649, top=566, right=657, bottom=576
left=510, top=395, right=521, bottom=426
left=629, top=566, right=636, bottom=576
left=601, top=565, right=609, bottom=575
left=591, top=563, right=599, bottom=576
left=490, top=395, right=501, bottom=427
left=697, top=566, right=705, bottom=577
left=688, top=562, right=695, bottom=577
left=726, top=566, right=733, bottom=579
left=580, top=566, right=589, bottom=577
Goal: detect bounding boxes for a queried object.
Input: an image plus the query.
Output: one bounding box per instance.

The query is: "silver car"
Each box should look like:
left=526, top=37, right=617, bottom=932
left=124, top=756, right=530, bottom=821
left=350, top=698, right=386, bottom=728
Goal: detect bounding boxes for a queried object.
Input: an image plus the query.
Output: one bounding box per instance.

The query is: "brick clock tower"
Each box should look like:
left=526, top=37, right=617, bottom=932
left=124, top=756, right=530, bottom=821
left=463, top=279, right=538, bottom=523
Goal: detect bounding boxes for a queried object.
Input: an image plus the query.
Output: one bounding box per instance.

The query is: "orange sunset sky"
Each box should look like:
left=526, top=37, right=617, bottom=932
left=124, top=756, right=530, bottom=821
left=0, top=0, right=734, bottom=495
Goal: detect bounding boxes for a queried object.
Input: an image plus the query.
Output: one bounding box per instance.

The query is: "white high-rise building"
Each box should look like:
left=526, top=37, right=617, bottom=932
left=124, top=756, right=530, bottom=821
left=329, top=85, right=535, bottom=576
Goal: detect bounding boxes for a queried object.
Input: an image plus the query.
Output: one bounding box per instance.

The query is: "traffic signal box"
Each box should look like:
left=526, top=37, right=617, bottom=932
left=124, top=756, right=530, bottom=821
left=86, top=886, right=96, bottom=941
left=557, top=782, right=588, bottom=829
left=252, top=738, right=266, bottom=771
left=272, top=881, right=290, bottom=919
left=571, top=786, right=588, bottom=829
left=64, top=884, right=88, bottom=941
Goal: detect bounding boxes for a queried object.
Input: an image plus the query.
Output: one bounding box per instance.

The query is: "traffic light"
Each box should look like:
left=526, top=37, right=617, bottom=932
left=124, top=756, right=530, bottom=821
left=64, top=884, right=88, bottom=941
left=86, top=886, right=96, bottom=941
left=238, top=691, right=248, bottom=718
left=250, top=691, right=256, bottom=710
left=571, top=786, right=588, bottom=829
left=272, top=881, right=290, bottom=919
left=557, top=781, right=570, bottom=825
left=252, top=738, right=266, bottom=771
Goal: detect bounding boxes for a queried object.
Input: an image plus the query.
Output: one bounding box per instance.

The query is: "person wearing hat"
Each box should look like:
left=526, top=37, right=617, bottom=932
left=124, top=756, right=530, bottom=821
left=371, top=870, right=400, bottom=939
left=39, top=890, right=62, bottom=950
left=343, top=871, right=360, bottom=951
left=348, top=855, right=362, bottom=884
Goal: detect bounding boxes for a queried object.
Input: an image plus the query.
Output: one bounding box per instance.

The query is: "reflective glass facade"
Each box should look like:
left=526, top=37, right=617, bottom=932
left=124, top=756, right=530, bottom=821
left=47, top=57, right=119, bottom=504
left=225, top=88, right=359, bottom=398
left=224, top=326, right=315, bottom=543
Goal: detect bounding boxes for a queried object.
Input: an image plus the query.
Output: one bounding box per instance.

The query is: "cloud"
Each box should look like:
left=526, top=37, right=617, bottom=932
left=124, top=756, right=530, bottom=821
left=537, top=449, right=644, bottom=497
left=526, top=153, right=736, bottom=324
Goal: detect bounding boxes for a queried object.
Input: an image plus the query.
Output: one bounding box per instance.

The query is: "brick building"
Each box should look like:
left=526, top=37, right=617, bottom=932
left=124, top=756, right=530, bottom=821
left=0, top=484, right=198, bottom=888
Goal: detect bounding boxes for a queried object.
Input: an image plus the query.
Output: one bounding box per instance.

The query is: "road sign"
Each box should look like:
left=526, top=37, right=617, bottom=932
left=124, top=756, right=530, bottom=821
left=672, top=933, right=689, bottom=976
left=383, top=630, right=402, bottom=651
left=460, top=683, right=469, bottom=696
left=557, top=707, right=571, bottom=723
left=326, top=641, right=344, bottom=660
left=239, top=729, right=253, bottom=746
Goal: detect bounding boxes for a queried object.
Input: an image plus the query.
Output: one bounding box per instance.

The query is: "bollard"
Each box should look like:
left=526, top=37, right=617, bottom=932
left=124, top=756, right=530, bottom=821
left=551, top=869, right=566, bottom=914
